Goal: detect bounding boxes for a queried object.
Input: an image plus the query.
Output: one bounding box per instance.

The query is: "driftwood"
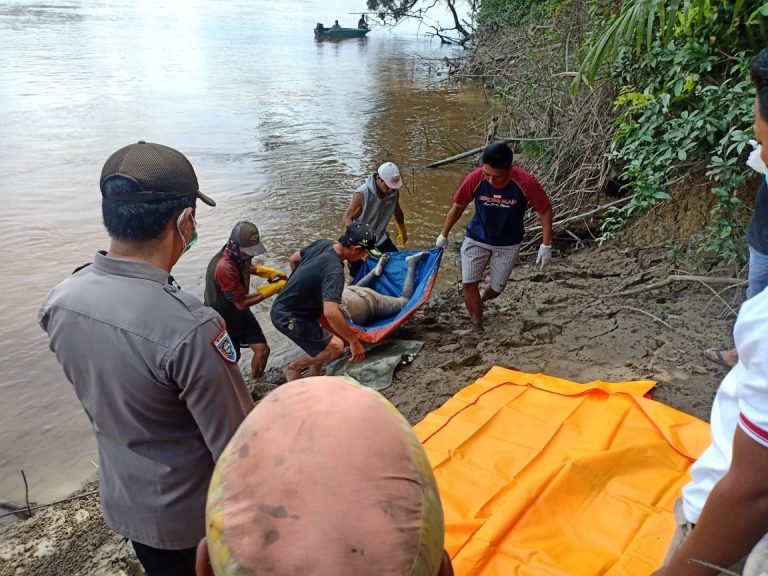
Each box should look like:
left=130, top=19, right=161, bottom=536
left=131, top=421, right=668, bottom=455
left=0, top=490, right=99, bottom=520
left=606, top=275, right=747, bottom=298
left=424, top=137, right=559, bottom=169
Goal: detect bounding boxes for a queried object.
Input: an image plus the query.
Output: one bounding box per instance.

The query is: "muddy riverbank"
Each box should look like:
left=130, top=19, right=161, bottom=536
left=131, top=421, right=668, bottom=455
left=0, top=241, right=736, bottom=575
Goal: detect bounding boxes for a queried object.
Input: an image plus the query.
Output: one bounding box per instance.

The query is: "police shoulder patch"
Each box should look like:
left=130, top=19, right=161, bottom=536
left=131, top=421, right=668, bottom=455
left=212, top=329, right=238, bottom=364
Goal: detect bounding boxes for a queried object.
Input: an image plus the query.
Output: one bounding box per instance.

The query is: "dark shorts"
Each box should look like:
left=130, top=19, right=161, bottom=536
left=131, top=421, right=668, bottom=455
left=227, top=311, right=266, bottom=361
left=271, top=307, right=332, bottom=357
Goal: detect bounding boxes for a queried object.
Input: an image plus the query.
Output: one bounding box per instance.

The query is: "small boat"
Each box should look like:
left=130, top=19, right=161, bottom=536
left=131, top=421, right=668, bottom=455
left=314, top=23, right=370, bottom=39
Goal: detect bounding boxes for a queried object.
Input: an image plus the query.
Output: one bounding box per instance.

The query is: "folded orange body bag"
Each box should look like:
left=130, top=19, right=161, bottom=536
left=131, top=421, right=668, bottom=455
left=414, top=367, right=711, bottom=576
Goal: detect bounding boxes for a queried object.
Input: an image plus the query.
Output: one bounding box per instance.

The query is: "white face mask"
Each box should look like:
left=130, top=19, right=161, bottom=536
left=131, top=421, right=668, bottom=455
left=747, top=140, right=768, bottom=174
left=176, top=210, right=198, bottom=255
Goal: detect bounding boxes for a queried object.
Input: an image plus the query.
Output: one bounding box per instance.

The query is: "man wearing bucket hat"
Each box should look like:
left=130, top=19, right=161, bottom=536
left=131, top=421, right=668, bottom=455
left=39, top=141, right=254, bottom=576
left=196, top=376, right=454, bottom=576
left=343, top=161, right=408, bottom=278
left=204, top=221, right=287, bottom=379
left=271, top=223, right=379, bottom=379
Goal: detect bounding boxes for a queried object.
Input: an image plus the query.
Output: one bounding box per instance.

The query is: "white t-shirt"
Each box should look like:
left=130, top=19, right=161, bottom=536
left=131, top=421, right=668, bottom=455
left=682, top=287, right=768, bottom=523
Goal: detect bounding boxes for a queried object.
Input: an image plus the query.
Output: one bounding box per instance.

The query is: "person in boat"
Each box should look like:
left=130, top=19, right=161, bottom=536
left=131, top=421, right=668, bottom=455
left=270, top=223, right=378, bottom=380
left=341, top=251, right=429, bottom=325
left=38, top=141, right=254, bottom=576
left=343, top=161, right=407, bottom=278
left=331, top=19, right=341, bottom=29
left=204, top=221, right=287, bottom=379
left=195, top=376, right=454, bottom=576
left=357, top=15, right=368, bottom=29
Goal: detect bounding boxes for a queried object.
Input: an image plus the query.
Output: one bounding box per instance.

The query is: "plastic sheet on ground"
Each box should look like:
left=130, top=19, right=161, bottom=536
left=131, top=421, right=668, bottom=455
left=414, top=366, right=711, bottom=576
left=325, top=339, right=424, bottom=391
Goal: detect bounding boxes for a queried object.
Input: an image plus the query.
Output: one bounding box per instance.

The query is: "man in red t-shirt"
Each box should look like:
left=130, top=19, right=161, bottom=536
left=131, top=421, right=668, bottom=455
left=435, top=142, right=553, bottom=329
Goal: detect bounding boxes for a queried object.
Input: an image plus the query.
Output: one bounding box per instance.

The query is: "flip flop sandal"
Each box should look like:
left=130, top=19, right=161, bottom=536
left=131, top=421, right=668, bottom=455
left=704, top=347, right=736, bottom=368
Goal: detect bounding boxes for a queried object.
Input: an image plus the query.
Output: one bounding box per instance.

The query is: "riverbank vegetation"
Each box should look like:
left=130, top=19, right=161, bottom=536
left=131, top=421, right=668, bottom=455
left=431, top=0, right=768, bottom=266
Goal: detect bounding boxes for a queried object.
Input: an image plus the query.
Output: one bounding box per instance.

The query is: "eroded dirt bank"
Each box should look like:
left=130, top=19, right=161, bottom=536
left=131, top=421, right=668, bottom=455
left=0, top=243, right=737, bottom=575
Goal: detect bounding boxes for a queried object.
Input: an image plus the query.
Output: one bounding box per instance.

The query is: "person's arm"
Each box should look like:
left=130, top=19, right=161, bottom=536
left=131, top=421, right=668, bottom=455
left=215, top=262, right=264, bottom=310
left=394, top=198, right=405, bottom=226
left=394, top=198, right=407, bottom=245
left=288, top=250, right=302, bottom=271
left=437, top=169, right=479, bottom=245
left=539, top=205, right=553, bottom=246
left=440, top=202, right=467, bottom=237
left=654, top=427, right=768, bottom=575
left=322, top=301, right=364, bottom=361
left=343, top=192, right=363, bottom=227
left=168, top=317, right=255, bottom=461
left=232, top=292, right=264, bottom=310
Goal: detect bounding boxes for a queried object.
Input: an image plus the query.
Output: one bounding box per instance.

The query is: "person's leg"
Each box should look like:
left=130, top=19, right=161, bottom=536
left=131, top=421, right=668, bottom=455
left=288, top=335, right=344, bottom=379
left=248, top=343, right=270, bottom=378
left=356, top=254, right=390, bottom=287
left=704, top=244, right=768, bottom=368
left=748, top=244, right=768, bottom=299
left=239, top=314, right=270, bottom=378
left=131, top=541, right=197, bottom=576
left=402, top=251, right=429, bottom=299
left=463, top=282, right=483, bottom=328
left=486, top=244, right=520, bottom=299
left=460, top=238, right=491, bottom=328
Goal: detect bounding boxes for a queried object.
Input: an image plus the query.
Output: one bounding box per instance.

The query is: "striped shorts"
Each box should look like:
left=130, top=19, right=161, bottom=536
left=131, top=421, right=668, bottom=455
left=460, top=236, right=520, bottom=293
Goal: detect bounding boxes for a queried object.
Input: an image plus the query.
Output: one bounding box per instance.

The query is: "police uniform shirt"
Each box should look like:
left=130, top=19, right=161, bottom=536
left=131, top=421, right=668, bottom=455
left=38, top=252, right=254, bottom=549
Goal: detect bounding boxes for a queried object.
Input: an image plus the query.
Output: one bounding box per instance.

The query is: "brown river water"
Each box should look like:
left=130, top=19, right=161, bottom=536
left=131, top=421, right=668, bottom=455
left=0, top=0, right=488, bottom=514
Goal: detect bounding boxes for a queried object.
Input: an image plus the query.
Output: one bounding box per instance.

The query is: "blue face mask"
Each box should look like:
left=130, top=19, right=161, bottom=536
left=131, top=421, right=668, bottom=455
left=176, top=211, right=198, bottom=255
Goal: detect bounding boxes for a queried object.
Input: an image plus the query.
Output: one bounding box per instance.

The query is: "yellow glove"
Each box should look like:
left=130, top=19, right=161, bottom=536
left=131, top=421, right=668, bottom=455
left=256, top=279, right=286, bottom=300
left=395, top=221, right=408, bottom=246
left=254, top=266, right=288, bottom=281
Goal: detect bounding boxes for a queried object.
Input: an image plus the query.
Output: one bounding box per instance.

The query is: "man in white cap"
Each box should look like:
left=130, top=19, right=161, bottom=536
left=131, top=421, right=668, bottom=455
left=343, top=161, right=408, bottom=278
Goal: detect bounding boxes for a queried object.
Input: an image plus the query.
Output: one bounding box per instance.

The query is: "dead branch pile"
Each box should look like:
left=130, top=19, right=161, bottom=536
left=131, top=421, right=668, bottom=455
left=453, top=0, right=620, bottom=254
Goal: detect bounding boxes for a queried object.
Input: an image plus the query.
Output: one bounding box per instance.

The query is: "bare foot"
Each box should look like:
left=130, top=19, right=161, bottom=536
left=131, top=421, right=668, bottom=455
left=284, top=365, right=303, bottom=381
left=250, top=361, right=265, bottom=380
left=373, top=253, right=390, bottom=276
left=405, top=251, right=429, bottom=265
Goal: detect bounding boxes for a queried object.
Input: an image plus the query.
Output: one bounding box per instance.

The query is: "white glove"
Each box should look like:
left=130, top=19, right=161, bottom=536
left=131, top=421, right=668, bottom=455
left=747, top=140, right=767, bottom=174
left=536, top=244, right=552, bottom=270
left=436, top=233, right=447, bottom=249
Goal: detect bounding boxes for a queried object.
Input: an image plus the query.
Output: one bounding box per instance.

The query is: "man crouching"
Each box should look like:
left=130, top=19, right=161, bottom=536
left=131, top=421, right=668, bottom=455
left=270, top=223, right=379, bottom=379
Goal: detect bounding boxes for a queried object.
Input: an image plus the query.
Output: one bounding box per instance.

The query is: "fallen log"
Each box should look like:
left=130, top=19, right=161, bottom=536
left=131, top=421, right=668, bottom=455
left=606, top=275, right=747, bottom=298
left=424, top=136, right=560, bottom=169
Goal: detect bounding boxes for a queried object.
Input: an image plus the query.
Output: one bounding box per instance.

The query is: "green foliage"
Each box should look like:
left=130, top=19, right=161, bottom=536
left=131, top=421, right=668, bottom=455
left=574, top=0, right=768, bottom=90
left=477, top=0, right=566, bottom=28
left=366, top=0, right=418, bottom=21
left=592, top=8, right=758, bottom=263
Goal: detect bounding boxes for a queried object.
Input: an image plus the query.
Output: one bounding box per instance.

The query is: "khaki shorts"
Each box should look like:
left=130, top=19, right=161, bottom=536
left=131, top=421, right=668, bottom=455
left=460, top=236, right=520, bottom=293
left=662, top=498, right=695, bottom=566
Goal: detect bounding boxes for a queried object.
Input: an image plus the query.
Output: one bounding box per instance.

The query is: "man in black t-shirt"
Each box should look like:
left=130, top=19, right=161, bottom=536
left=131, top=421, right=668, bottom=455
left=271, top=223, right=381, bottom=379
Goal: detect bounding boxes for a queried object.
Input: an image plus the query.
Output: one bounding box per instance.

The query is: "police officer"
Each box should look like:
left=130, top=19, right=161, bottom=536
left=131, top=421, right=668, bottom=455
left=38, top=141, right=254, bottom=576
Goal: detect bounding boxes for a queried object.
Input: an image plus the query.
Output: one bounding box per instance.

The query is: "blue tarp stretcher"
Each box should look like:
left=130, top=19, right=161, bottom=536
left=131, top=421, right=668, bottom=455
left=336, top=248, right=443, bottom=343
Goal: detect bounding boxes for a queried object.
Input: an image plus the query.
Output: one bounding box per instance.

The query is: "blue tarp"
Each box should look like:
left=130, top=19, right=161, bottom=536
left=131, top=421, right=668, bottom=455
left=344, top=247, right=443, bottom=342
